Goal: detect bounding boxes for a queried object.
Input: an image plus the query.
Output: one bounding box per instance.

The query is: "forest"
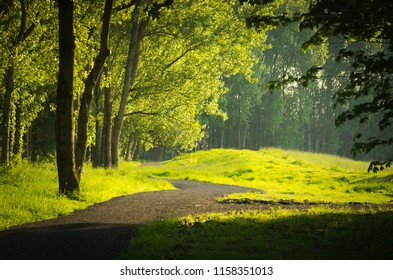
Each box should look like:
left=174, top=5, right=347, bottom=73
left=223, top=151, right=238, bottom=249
left=1, top=0, right=392, bottom=193
left=1, top=0, right=393, bottom=263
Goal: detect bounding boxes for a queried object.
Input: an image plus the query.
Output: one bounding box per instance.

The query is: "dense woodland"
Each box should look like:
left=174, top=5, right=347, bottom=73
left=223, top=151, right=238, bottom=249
left=1, top=0, right=392, bottom=194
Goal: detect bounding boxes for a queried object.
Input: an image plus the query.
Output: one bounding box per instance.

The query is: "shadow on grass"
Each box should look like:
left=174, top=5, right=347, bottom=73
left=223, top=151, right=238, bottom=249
left=123, top=210, right=393, bottom=260
left=0, top=223, right=140, bottom=260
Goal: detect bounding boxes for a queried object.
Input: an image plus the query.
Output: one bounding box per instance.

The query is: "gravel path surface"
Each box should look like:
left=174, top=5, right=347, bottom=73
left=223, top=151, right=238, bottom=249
left=0, top=180, right=266, bottom=260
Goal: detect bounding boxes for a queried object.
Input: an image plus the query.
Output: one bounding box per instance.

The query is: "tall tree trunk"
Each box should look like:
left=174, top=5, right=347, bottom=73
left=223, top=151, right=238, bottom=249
left=242, top=125, right=248, bottom=150
left=56, top=0, right=79, bottom=195
left=75, top=0, right=113, bottom=178
left=12, top=100, right=23, bottom=160
left=1, top=65, right=14, bottom=164
left=238, top=119, right=242, bottom=149
left=102, top=67, right=112, bottom=168
left=125, top=133, right=133, bottom=161
left=92, top=120, right=102, bottom=167
left=131, top=140, right=138, bottom=160
left=23, top=126, right=32, bottom=160
left=91, top=78, right=103, bottom=167
left=111, top=1, right=148, bottom=166
left=220, top=124, right=225, bottom=148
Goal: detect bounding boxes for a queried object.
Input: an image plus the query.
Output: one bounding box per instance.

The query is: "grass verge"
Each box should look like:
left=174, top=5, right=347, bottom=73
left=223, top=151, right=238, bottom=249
left=0, top=161, right=174, bottom=230
left=122, top=207, right=393, bottom=260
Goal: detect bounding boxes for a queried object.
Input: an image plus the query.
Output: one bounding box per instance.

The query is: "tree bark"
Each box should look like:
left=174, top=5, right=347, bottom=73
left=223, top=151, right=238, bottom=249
left=23, top=125, right=32, bottom=160
left=12, top=99, right=23, bottom=159
left=1, top=65, right=14, bottom=164
left=56, top=0, right=79, bottom=195
left=75, top=0, right=113, bottom=178
left=92, top=119, right=102, bottom=167
left=111, top=0, right=148, bottom=166
left=125, top=133, right=133, bottom=161
left=102, top=67, right=112, bottom=168
left=238, top=118, right=242, bottom=149
left=242, top=125, right=248, bottom=150
left=91, top=78, right=103, bottom=167
left=220, top=124, right=225, bottom=148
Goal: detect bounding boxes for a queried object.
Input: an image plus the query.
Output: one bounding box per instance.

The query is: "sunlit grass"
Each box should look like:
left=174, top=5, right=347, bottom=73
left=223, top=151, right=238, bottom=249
left=123, top=149, right=393, bottom=259
left=1, top=148, right=392, bottom=235
left=122, top=207, right=393, bottom=259
left=150, top=148, right=393, bottom=204
left=0, top=161, right=174, bottom=230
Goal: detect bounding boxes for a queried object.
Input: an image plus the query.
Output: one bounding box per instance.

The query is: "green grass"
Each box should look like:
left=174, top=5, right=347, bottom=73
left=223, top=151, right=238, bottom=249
left=122, top=207, right=393, bottom=260
left=122, top=148, right=393, bottom=259
left=0, top=161, right=174, bottom=230
left=150, top=148, right=393, bottom=204
left=2, top=148, right=393, bottom=260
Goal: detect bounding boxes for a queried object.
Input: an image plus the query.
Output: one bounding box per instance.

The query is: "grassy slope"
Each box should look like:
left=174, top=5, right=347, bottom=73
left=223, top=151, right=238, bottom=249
left=124, top=148, right=393, bottom=259
left=151, top=148, right=393, bottom=204
left=0, top=161, right=174, bottom=230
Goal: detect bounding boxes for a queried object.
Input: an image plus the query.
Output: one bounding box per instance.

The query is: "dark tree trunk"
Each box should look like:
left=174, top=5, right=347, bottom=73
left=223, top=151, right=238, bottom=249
left=220, top=124, right=225, bottom=148
left=92, top=120, right=102, bottom=167
left=56, top=0, right=79, bottom=195
left=1, top=65, right=14, bottom=164
left=91, top=78, right=103, bottom=167
left=102, top=68, right=112, bottom=168
left=131, top=139, right=138, bottom=160
left=242, top=125, right=248, bottom=150
left=75, top=0, right=113, bottom=178
left=238, top=119, right=242, bottom=149
left=23, top=126, right=32, bottom=160
left=125, top=133, right=133, bottom=161
left=12, top=100, right=23, bottom=159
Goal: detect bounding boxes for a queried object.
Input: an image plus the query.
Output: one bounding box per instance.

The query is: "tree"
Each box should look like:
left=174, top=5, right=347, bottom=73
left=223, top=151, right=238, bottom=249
left=301, top=0, right=393, bottom=171
left=111, top=0, right=149, bottom=166
left=56, top=0, right=79, bottom=195
left=107, top=0, right=264, bottom=161
left=1, top=0, right=37, bottom=164
left=75, top=0, right=113, bottom=178
left=247, top=0, right=393, bottom=171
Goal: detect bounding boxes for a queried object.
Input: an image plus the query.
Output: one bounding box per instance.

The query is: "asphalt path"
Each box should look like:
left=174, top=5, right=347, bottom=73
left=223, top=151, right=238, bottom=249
left=0, top=180, right=265, bottom=260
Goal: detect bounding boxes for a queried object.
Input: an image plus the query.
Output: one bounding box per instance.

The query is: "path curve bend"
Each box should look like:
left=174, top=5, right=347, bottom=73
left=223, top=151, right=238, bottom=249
left=0, top=180, right=265, bottom=260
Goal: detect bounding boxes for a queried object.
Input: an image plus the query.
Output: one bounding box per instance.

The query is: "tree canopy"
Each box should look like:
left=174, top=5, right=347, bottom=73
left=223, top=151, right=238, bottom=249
left=245, top=0, right=393, bottom=172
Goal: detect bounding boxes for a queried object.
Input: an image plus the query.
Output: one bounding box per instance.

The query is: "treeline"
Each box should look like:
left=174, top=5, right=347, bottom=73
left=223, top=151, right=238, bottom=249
left=145, top=0, right=393, bottom=163
left=0, top=0, right=269, bottom=169
left=204, top=24, right=393, bottom=162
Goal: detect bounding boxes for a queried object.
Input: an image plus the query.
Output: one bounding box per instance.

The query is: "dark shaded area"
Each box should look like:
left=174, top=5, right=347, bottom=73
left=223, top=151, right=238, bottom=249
left=0, top=223, right=139, bottom=260
left=127, top=211, right=393, bottom=260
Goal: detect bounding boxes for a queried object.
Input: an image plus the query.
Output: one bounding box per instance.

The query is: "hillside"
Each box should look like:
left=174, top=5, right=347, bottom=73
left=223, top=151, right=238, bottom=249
left=150, top=148, right=393, bottom=204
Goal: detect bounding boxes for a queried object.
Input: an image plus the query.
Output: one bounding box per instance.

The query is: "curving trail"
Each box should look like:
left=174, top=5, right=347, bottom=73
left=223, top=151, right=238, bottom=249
left=0, top=180, right=265, bottom=260
left=0, top=180, right=390, bottom=260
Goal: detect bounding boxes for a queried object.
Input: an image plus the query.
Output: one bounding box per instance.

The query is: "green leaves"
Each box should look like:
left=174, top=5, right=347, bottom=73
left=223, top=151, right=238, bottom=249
left=116, top=0, right=263, bottom=152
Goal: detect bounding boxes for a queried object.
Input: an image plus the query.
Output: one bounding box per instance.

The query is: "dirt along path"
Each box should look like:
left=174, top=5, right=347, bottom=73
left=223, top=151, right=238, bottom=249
left=0, top=180, right=269, bottom=260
